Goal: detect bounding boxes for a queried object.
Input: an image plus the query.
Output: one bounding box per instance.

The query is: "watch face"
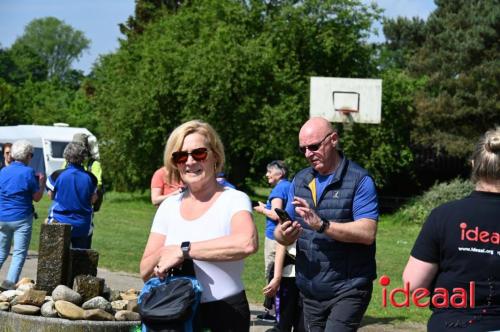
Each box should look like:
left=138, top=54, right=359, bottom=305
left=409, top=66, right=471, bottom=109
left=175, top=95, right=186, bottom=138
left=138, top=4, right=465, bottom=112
left=181, top=241, right=190, bottom=249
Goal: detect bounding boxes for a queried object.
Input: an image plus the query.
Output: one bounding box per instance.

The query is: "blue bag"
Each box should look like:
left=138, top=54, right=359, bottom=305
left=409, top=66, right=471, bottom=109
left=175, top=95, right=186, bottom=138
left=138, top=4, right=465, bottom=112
left=138, top=276, right=202, bottom=332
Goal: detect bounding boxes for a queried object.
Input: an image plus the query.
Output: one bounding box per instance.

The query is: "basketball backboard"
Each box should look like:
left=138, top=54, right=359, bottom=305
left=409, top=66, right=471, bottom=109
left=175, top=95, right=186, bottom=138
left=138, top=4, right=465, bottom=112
left=310, top=77, right=382, bottom=124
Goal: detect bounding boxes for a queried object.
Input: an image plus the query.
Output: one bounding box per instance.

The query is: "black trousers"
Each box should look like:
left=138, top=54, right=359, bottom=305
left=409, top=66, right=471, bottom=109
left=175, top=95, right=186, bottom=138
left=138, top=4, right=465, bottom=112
left=196, top=290, right=250, bottom=332
left=301, top=284, right=372, bottom=332
left=428, top=307, right=500, bottom=332
left=276, top=277, right=305, bottom=332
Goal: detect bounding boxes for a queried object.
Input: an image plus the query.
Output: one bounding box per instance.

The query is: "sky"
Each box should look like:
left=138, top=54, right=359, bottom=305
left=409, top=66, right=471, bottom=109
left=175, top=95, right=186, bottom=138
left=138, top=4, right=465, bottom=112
left=0, top=0, right=436, bottom=74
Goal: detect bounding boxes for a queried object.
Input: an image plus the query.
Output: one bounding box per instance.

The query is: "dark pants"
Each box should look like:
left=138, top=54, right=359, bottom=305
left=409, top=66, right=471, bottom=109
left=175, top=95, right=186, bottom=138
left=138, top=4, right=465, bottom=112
left=197, top=290, right=250, bottom=332
left=301, top=284, right=372, bottom=332
left=428, top=307, right=500, bottom=332
left=276, top=277, right=305, bottom=332
left=71, top=234, right=92, bottom=249
left=263, top=261, right=275, bottom=310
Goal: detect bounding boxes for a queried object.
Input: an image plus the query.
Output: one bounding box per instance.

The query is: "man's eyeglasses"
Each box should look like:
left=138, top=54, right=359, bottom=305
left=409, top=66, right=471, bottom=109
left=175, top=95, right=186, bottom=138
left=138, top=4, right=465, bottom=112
left=172, top=148, right=209, bottom=164
left=299, top=132, right=333, bottom=154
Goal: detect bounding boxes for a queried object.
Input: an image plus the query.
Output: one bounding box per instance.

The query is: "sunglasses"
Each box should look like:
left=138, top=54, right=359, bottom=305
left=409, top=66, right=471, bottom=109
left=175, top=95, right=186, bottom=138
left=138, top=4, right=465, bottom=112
left=299, top=132, right=333, bottom=154
left=172, top=147, right=209, bottom=164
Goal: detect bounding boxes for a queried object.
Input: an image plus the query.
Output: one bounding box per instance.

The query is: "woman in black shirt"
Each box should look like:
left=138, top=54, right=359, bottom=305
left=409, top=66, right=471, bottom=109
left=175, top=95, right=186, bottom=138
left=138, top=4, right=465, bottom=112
left=403, top=127, right=500, bottom=332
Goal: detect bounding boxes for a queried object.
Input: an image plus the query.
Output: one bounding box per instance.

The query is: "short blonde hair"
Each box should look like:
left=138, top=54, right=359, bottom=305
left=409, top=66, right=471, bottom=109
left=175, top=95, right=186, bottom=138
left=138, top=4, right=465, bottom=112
left=164, top=120, right=225, bottom=184
left=471, top=127, right=500, bottom=183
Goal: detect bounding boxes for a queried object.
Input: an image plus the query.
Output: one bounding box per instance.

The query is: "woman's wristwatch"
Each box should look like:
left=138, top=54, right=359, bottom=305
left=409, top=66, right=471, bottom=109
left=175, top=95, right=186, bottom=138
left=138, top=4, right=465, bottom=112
left=181, top=241, right=191, bottom=259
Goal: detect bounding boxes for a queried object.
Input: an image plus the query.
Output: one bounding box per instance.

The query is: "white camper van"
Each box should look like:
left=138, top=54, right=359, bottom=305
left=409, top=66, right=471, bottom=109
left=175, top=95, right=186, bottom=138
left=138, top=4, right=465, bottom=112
left=0, top=124, right=99, bottom=176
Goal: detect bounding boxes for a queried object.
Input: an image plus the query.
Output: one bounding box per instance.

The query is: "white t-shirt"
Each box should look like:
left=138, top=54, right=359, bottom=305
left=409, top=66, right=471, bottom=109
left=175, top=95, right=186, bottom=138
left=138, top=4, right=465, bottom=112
left=151, top=188, right=252, bottom=303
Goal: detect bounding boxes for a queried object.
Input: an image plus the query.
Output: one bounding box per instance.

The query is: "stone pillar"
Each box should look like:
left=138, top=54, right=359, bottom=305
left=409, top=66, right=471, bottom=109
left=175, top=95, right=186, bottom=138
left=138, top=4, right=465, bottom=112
left=70, top=249, right=99, bottom=284
left=73, top=275, right=105, bottom=302
left=35, top=223, right=72, bottom=293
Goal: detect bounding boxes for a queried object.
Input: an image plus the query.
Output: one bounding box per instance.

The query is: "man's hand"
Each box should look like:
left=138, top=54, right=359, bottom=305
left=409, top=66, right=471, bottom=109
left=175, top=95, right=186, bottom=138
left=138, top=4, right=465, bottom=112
left=293, top=197, right=322, bottom=231
left=275, top=219, right=301, bottom=245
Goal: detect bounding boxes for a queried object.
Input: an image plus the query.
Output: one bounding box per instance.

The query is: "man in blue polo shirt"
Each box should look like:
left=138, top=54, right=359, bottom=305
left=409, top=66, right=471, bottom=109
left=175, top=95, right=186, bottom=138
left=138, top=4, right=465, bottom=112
left=46, top=142, right=97, bottom=249
left=275, top=117, right=378, bottom=332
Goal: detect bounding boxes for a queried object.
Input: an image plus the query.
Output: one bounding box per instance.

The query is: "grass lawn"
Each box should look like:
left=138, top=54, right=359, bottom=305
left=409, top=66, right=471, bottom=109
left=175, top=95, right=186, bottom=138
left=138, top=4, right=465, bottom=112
left=31, top=190, right=431, bottom=323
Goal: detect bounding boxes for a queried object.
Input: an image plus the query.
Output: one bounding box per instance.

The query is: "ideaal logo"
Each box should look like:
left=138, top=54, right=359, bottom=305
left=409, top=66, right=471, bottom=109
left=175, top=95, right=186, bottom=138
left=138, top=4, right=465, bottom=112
left=379, top=275, right=475, bottom=308
left=460, top=222, right=500, bottom=244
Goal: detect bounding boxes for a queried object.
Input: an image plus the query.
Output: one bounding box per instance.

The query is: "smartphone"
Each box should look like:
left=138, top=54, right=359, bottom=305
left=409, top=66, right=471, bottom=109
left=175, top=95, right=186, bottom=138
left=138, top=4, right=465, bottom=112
left=274, top=208, right=292, bottom=223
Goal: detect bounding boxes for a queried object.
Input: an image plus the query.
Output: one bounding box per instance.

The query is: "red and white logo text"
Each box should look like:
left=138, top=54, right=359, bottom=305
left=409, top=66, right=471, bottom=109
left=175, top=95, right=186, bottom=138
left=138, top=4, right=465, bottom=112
left=379, top=275, right=475, bottom=308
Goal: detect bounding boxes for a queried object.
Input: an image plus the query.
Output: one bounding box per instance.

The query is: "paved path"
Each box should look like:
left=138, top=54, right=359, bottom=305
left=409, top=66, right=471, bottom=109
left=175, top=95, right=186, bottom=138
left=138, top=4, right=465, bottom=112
left=0, top=252, right=425, bottom=332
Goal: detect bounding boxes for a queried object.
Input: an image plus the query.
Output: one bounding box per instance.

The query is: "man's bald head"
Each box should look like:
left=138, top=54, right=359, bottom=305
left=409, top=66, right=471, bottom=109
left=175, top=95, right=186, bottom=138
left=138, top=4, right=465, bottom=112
left=298, top=117, right=340, bottom=175
left=299, top=117, right=335, bottom=138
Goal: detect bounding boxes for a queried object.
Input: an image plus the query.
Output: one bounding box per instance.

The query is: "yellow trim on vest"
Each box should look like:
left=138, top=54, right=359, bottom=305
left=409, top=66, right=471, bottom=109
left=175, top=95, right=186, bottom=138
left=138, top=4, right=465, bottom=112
left=308, top=178, right=317, bottom=206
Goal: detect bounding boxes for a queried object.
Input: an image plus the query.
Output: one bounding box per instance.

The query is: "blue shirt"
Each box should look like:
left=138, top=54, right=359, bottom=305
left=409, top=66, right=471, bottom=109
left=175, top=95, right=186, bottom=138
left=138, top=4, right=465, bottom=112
left=266, top=179, right=291, bottom=240
left=285, top=173, right=378, bottom=222
left=47, top=164, right=97, bottom=237
left=0, top=161, right=39, bottom=221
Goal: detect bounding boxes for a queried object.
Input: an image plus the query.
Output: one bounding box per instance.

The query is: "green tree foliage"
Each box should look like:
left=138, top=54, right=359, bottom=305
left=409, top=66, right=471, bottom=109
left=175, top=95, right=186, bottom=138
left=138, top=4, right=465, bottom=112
left=119, top=0, right=191, bottom=37
left=0, top=18, right=97, bottom=132
left=410, top=0, right=500, bottom=157
left=11, top=17, right=90, bottom=81
left=380, top=16, right=427, bottom=69
left=341, top=69, right=423, bottom=188
left=91, top=0, right=380, bottom=191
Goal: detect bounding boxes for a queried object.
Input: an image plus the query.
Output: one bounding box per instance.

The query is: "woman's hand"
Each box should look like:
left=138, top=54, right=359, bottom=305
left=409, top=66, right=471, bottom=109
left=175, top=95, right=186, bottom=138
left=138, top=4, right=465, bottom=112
left=253, top=201, right=266, bottom=214
left=154, top=245, right=184, bottom=279
left=263, top=277, right=281, bottom=297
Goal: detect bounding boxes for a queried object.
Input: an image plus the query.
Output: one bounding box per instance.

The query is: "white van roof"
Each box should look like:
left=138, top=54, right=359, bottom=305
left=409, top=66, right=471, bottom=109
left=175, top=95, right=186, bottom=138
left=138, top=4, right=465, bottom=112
left=0, top=125, right=94, bottom=148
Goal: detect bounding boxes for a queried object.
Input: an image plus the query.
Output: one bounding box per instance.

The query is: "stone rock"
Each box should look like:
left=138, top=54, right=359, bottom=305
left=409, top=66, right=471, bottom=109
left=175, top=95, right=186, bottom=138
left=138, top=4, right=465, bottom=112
left=16, top=289, right=47, bottom=307
left=11, top=304, right=40, bottom=315
left=15, top=277, right=34, bottom=288
left=109, top=289, right=121, bottom=302
left=17, top=282, right=35, bottom=292
left=73, top=275, right=104, bottom=302
left=101, top=285, right=111, bottom=301
left=127, top=298, right=138, bottom=313
left=55, top=300, right=85, bottom=320
left=0, top=293, right=7, bottom=302
left=52, top=285, right=82, bottom=305
left=41, top=300, right=58, bottom=317
left=0, top=301, right=9, bottom=311
left=2, top=289, right=23, bottom=302
left=84, top=308, right=115, bottom=321
left=82, top=296, right=112, bottom=312
left=111, top=299, right=128, bottom=311
left=36, top=223, right=72, bottom=293
left=120, top=289, right=139, bottom=301
left=44, top=295, right=52, bottom=302
left=115, top=310, right=141, bottom=321
left=70, top=249, right=99, bottom=283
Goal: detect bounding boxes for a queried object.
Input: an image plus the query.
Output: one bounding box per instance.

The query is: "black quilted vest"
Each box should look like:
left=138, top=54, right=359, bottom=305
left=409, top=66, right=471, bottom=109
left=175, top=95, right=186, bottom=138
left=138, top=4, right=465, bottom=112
left=293, top=156, right=377, bottom=300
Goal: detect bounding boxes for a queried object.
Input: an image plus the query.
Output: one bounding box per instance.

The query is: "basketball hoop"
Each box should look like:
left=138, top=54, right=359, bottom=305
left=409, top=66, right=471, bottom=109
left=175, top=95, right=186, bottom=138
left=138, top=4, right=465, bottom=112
left=309, top=77, right=382, bottom=124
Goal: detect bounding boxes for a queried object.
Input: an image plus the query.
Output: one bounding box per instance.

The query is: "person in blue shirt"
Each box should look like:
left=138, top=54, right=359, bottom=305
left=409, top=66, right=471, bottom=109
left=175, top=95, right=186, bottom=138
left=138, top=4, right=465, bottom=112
left=275, top=117, right=379, bottom=332
left=0, top=140, right=45, bottom=290
left=216, top=172, right=236, bottom=189
left=46, top=142, right=98, bottom=249
left=254, top=160, right=291, bottom=322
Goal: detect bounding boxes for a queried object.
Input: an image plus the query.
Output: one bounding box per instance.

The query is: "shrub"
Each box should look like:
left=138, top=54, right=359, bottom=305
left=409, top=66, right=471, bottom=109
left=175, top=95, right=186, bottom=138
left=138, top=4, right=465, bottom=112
left=397, top=178, right=474, bottom=224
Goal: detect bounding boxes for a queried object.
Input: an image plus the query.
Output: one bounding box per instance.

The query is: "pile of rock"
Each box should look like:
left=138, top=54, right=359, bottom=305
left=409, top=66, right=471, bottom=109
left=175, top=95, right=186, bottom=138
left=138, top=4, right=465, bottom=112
left=0, top=278, right=141, bottom=322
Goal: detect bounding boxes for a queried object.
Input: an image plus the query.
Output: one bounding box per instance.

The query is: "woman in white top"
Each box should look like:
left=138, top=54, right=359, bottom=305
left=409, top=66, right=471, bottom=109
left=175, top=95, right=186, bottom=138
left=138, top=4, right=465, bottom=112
left=140, top=120, right=258, bottom=331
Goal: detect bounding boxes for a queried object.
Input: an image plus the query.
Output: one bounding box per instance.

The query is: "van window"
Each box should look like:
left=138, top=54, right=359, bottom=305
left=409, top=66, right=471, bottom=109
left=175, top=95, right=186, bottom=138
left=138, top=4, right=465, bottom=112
left=51, top=141, right=69, bottom=158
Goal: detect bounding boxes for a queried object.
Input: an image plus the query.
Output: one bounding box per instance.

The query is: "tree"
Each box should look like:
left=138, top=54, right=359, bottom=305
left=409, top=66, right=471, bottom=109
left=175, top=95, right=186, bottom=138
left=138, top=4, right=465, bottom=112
left=90, top=0, right=380, bottom=191
left=410, top=0, right=500, bottom=157
left=380, top=16, right=427, bottom=69
left=11, top=17, right=90, bottom=81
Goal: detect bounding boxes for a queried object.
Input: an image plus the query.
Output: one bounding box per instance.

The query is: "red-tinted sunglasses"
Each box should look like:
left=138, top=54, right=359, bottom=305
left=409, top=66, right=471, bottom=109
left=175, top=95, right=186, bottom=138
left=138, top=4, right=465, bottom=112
left=172, top=147, right=209, bottom=164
